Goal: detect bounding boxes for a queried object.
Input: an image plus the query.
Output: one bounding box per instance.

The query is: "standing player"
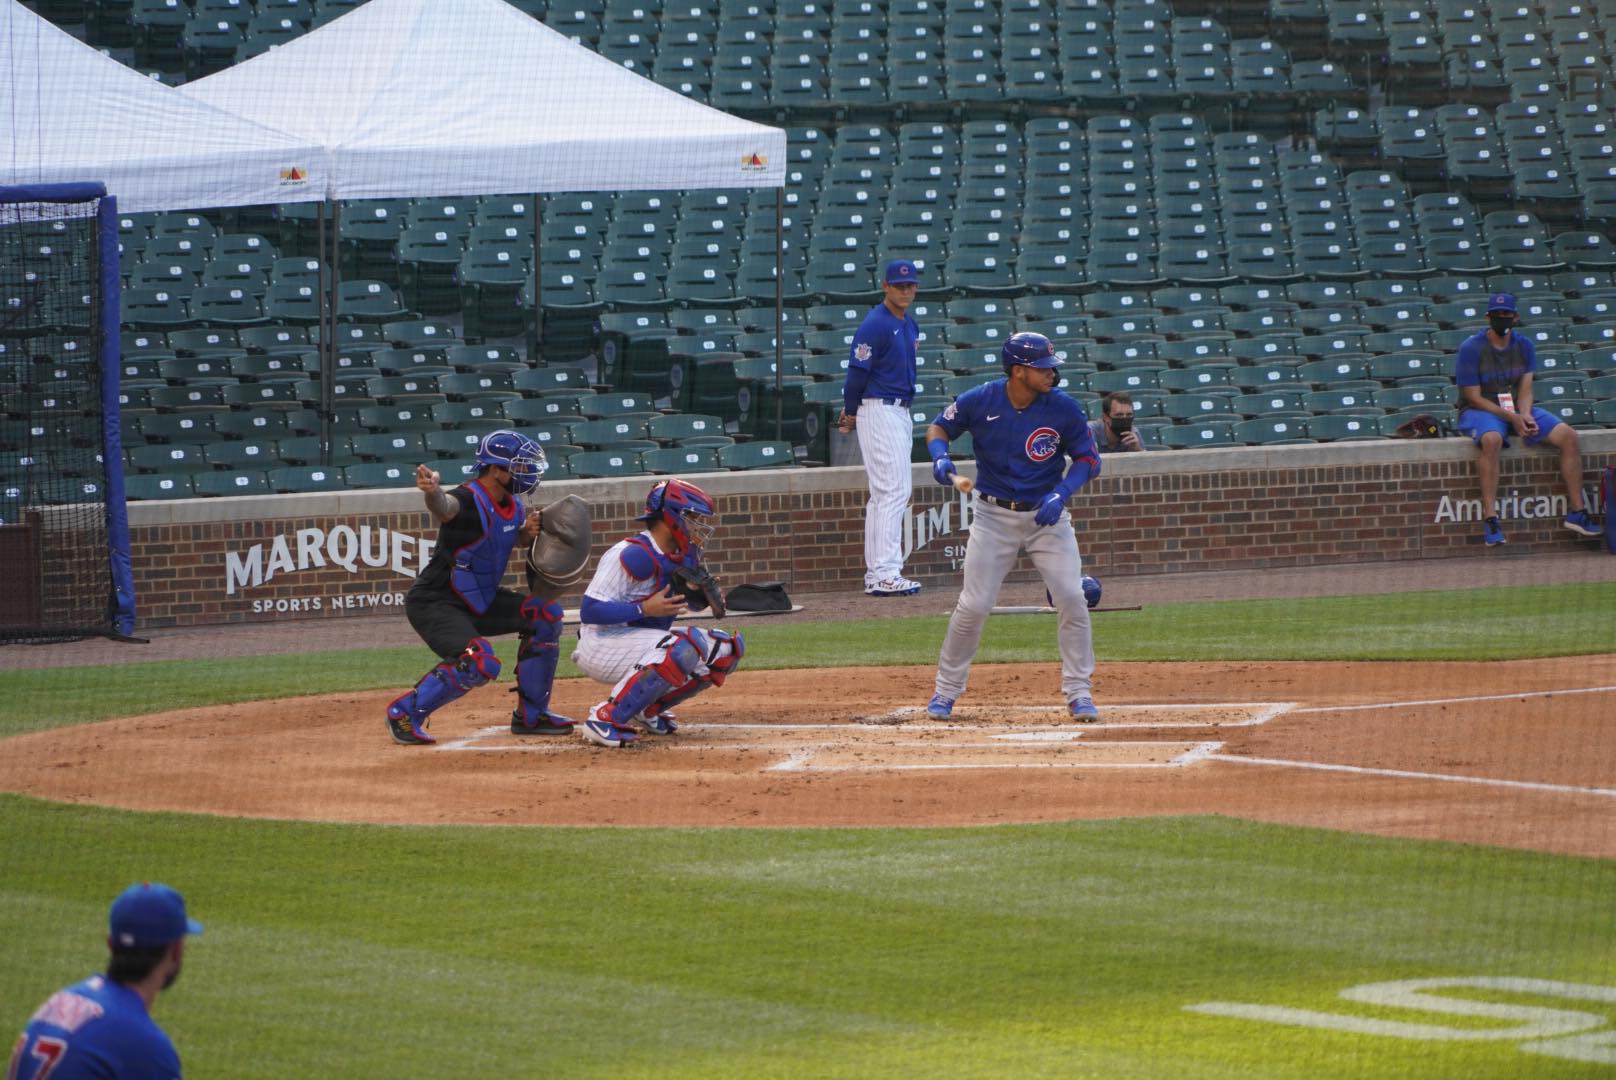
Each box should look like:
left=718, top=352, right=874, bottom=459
left=385, top=429, right=575, bottom=745
left=9, top=883, right=202, bottom=1079
left=1455, top=292, right=1599, bottom=545
left=571, top=478, right=745, bottom=748
left=925, top=332, right=1103, bottom=720
left=838, top=258, right=924, bottom=597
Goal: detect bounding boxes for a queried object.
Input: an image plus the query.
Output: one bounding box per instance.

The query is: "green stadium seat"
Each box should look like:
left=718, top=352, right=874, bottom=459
left=718, top=440, right=797, bottom=470
left=193, top=470, right=273, bottom=497
left=1234, top=416, right=1312, bottom=444
left=567, top=449, right=648, bottom=478
left=1308, top=414, right=1384, bottom=441
left=1305, top=389, right=1380, bottom=414
left=128, top=442, right=211, bottom=473
left=202, top=439, right=277, bottom=470
left=1233, top=389, right=1310, bottom=416
left=343, top=462, right=416, bottom=489
left=1161, top=421, right=1237, bottom=449
left=267, top=464, right=348, bottom=493
left=124, top=473, right=195, bottom=500
left=352, top=432, right=429, bottom=462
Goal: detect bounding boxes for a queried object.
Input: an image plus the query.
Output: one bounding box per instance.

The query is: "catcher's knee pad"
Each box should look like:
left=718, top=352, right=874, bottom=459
left=520, top=596, right=564, bottom=645
left=455, top=637, right=501, bottom=687
left=390, top=636, right=499, bottom=725
left=704, top=628, right=744, bottom=686
left=603, top=630, right=704, bottom=725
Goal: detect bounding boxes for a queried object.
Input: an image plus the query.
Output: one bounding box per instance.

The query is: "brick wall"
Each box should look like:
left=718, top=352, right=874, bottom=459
left=124, top=432, right=1615, bottom=628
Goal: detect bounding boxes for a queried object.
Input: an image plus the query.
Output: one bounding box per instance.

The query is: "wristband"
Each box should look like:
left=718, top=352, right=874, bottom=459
left=926, top=437, right=950, bottom=462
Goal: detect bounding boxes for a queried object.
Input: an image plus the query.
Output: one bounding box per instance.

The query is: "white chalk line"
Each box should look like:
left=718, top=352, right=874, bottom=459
left=874, top=702, right=1294, bottom=729
left=1208, top=754, right=1616, bottom=799
left=1291, top=684, right=1616, bottom=714
left=767, top=741, right=1225, bottom=773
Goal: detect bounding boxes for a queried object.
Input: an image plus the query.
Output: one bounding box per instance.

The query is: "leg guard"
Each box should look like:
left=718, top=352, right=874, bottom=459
left=511, top=599, right=573, bottom=734
left=597, top=628, right=705, bottom=731
left=386, top=638, right=501, bottom=745
left=642, top=629, right=745, bottom=732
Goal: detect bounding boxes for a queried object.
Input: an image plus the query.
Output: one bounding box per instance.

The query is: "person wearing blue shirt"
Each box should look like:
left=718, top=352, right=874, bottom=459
left=9, top=883, right=202, bottom=1080
left=1455, top=293, right=1599, bottom=546
left=924, top=332, right=1104, bottom=721
left=838, top=259, right=924, bottom=597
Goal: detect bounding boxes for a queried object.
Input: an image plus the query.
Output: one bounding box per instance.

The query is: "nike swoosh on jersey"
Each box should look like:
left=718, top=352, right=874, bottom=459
left=986, top=414, right=1001, bottom=420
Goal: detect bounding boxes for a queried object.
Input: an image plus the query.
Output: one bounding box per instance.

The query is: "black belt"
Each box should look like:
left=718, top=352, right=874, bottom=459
left=980, top=494, right=1038, bottom=512
left=866, top=397, right=912, bottom=407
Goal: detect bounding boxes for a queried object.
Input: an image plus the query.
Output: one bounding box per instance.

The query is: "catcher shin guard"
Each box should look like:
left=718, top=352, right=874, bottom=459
left=512, top=599, right=572, bottom=733
left=386, top=637, right=501, bottom=745
left=641, top=629, right=746, bottom=731
left=599, top=628, right=705, bottom=728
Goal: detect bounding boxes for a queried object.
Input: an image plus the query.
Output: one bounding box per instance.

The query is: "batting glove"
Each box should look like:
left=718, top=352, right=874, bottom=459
left=931, top=455, right=957, bottom=486
left=1034, top=493, right=1065, bottom=526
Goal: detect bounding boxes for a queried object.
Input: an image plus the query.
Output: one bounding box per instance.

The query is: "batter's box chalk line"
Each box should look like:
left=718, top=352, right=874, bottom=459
left=859, top=702, right=1295, bottom=729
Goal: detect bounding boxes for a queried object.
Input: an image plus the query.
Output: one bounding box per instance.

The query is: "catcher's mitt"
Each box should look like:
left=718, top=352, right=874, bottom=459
left=671, top=563, right=725, bottom=619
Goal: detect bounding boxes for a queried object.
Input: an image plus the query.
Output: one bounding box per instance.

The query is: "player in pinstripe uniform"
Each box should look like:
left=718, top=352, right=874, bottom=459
left=838, top=258, right=924, bottom=597
left=571, top=479, right=745, bottom=748
left=925, top=332, right=1104, bottom=720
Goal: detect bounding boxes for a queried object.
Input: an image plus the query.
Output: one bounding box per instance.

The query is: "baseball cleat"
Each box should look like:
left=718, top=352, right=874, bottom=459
left=580, top=718, right=640, bottom=748
left=1068, top=697, right=1100, bottom=722
left=385, top=700, right=436, bottom=745
left=1483, top=517, right=1507, bottom=546
left=866, top=576, right=922, bottom=597
left=1564, top=510, right=1600, bottom=537
left=926, top=694, right=955, bottom=719
left=510, top=709, right=575, bottom=735
left=639, top=710, right=679, bottom=736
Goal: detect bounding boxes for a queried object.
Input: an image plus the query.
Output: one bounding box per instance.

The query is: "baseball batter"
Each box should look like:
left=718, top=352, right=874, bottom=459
left=925, top=332, right=1103, bottom=720
left=385, top=430, right=574, bottom=745
left=839, top=258, right=924, bottom=597
left=572, top=479, right=744, bottom=748
left=9, top=883, right=201, bottom=1080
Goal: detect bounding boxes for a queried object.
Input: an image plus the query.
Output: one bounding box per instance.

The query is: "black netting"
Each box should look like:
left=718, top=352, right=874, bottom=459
left=0, top=197, right=117, bottom=643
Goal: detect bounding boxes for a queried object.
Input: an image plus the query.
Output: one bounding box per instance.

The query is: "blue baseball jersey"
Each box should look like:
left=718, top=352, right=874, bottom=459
left=1455, top=330, right=1537, bottom=407
left=843, top=302, right=918, bottom=410
left=933, top=379, right=1099, bottom=503
left=9, top=975, right=181, bottom=1079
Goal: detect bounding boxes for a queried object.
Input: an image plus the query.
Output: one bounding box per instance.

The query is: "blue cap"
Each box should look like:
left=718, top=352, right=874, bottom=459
left=1487, top=292, right=1517, bottom=313
left=109, top=883, right=202, bottom=949
left=884, top=259, right=920, bottom=285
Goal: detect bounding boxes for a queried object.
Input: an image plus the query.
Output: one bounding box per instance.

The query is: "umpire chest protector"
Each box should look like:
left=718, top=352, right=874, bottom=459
left=450, top=481, right=524, bottom=614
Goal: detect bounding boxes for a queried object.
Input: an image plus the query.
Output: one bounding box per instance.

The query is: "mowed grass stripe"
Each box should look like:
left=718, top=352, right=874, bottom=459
left=3, top=581, right=1614, bottom=737
left=1, top=799, right=1612, bottom=1078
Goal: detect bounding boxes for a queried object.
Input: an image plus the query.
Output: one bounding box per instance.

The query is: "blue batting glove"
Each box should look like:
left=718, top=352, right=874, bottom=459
left=1034, top=493, right=1065, bottom=526
left=931, top=456, right=957, bottom=486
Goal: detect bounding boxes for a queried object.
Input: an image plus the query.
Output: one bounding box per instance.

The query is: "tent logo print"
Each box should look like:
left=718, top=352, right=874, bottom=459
left=279, top=167, right=308, bottom=185
left=740, top=152, right=767, bottom=171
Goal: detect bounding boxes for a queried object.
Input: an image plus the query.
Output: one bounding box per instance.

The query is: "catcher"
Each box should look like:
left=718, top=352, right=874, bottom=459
left=571, top=478, right=743, bottom=748
left=385, top=430, right=591, bottom=745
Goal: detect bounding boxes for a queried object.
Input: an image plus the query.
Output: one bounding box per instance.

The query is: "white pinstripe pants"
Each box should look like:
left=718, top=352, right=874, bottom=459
left=854, top=399, right=914, bottom=585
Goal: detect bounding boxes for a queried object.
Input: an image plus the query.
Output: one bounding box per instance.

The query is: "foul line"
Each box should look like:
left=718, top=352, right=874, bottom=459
left=874, top=702, right=1293, bottom=729
left=1291, top=684, right=1616, bottom=714
left=767, top=741, right=1225, bottom=773
left=1209, top=753, right=1616, bottom=799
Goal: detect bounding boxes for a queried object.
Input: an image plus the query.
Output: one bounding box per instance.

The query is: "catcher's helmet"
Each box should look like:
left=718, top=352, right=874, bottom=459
left=640, top=478, right=716, bottom=558
left=474, top=429, right=546, bottom=494
left=1001, top=331, right=1061, bottom=373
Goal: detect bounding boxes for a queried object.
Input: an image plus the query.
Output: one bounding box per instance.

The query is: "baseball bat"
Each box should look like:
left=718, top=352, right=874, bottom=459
left=951, top=473, right=974, bottom=494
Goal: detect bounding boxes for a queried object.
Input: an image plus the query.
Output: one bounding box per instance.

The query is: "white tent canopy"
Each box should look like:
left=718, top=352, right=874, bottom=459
left=1, top=0, right=330, bottom=212
left=180, top=0, right=787, bottom=200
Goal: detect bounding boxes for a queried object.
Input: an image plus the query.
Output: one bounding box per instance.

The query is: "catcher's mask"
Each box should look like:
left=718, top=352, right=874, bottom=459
left=640, top=478, right=715, bottom=558
left=474, top=429, right=546, bottom=495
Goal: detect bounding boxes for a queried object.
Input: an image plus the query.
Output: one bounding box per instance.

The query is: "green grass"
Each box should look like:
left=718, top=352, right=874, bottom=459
left=3, top=797, right=1612, bottom=1078
left=3, top=582, right=1613, bottom=737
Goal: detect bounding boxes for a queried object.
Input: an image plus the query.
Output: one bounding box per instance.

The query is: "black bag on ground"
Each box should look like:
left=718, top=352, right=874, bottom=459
left=725, top=581, right=793, bottom=613
left=1602, top=466, right=1616, bottom=555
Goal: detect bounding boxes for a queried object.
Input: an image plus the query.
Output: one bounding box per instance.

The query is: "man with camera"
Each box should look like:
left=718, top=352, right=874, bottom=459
left=1090, top=392, right=1153, bottom=452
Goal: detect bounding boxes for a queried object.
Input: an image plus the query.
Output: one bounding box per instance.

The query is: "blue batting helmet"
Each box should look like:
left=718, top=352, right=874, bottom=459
left=1001, top=331, right=1061, bottom=373
left=640, top=478, right=717, bottom=558
left=474, top=429, right=546, bottom=494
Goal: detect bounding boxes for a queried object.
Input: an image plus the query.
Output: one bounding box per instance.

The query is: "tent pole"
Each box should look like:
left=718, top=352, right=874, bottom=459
left=318, top=200, right=335, bottom=468
left=774, top=185, right=783, bottom=444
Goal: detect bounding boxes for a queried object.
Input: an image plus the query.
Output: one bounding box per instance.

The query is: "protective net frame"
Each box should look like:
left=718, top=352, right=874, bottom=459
left=0, top=182, right=135, bottom=643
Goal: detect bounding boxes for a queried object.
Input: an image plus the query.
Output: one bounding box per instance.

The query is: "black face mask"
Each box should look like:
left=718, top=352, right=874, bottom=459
left=1110, top=415, right=1133, bottom=434
left=1489, top=314, right=1514, bottom=335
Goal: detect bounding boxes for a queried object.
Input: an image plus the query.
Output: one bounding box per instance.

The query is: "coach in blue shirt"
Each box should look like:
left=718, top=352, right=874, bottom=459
left=10, top=883, right=202, bottom=1079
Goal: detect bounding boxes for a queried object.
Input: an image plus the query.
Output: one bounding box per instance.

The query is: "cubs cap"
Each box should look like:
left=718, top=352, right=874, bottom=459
left=884, top=259, right=920, bottom=285
left=109, top=883, right=203, bottom=949
left=1487, top=292, right=1517, bottom=313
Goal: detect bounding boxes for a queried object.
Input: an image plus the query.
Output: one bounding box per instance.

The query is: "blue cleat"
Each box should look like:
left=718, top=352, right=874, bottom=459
left=1069, top=697, right=1100, bottom=722
left=511, top=709, right=575, bottom=735
left=580, top=705, right=640, bottom=748
left=1483, top=517, right=1507, bottom=546
left=385, top=698, right=436, bottom=746
left=1564, top=509, right=1599, bottom=537
left=926, top=694, right=955, bottom=719
left=639, top=710, right=680, bottom=736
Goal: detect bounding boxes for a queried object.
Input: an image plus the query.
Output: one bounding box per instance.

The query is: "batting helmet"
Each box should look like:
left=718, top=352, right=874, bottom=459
left=1001, top=331, right=1061, bottom=374
left=474, top=430, right=546, bottom=494
left=640, top=478, right=716, bottom=558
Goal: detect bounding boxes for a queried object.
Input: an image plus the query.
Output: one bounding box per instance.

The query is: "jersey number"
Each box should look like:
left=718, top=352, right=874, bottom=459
left=9, top=1035, right=67, bottom=1080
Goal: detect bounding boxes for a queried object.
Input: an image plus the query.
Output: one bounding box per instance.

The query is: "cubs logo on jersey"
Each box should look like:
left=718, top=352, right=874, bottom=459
left=1025, top=427, right=1061, bottom=462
